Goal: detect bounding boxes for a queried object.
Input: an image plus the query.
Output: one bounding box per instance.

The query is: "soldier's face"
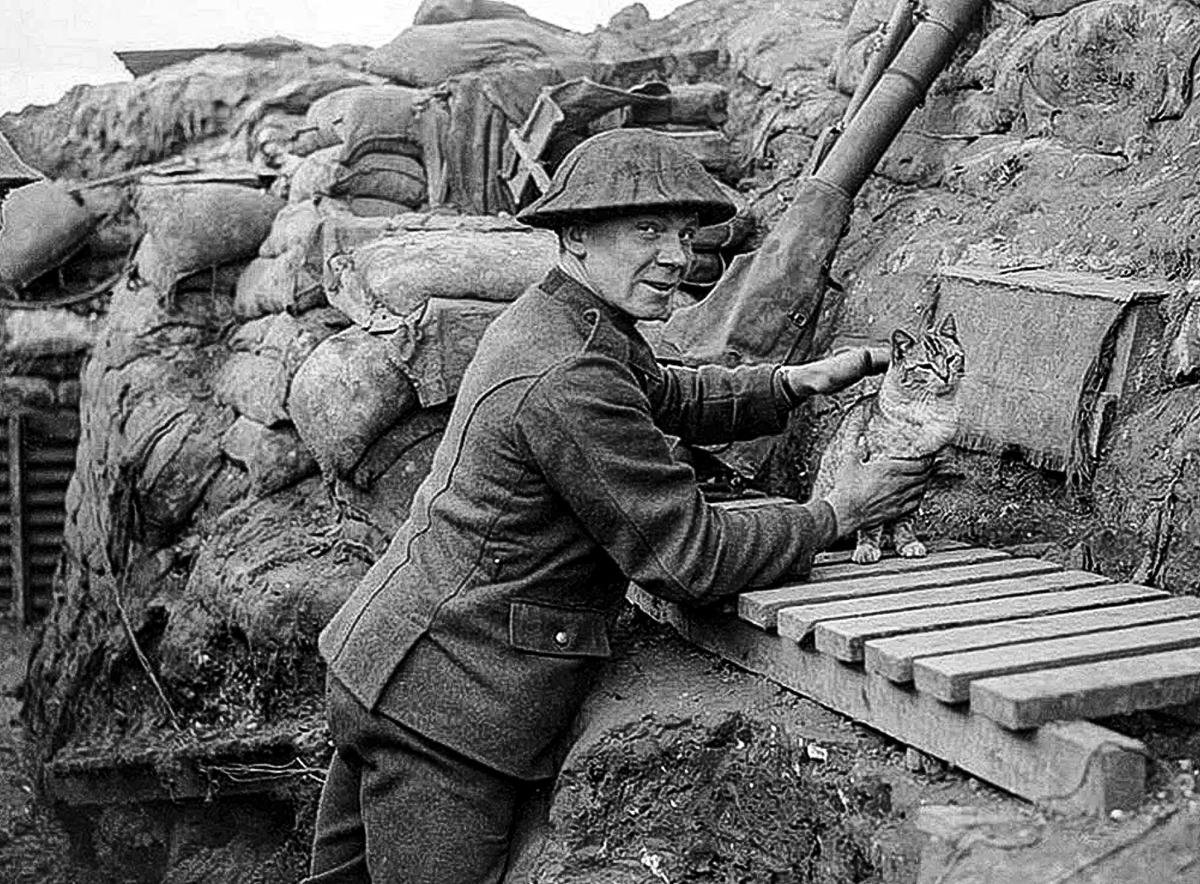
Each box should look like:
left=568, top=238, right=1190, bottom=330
left=572, top=211, right=698, bottom=320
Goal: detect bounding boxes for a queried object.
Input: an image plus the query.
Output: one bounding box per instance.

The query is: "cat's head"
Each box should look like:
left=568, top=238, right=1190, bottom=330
left=890, top=315, right=964, bottom=397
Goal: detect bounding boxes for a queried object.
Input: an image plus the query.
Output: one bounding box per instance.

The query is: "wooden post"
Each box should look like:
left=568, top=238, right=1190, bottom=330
left=7, top=414, right=29, bottom=624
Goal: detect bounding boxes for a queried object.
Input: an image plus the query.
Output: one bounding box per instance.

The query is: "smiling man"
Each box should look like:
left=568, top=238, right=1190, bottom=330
left=306, top=129, right=931, bottom=883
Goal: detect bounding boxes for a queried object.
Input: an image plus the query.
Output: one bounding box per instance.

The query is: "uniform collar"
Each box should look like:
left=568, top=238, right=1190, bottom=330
left=538, top=267, right=660, bottom=377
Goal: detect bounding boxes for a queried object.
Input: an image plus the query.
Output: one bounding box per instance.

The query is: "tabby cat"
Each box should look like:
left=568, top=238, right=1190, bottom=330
left=811, top=315, right=964, bottom=564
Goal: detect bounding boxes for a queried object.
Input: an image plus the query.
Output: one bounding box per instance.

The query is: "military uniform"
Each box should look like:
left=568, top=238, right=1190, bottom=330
left=306, top=130, right=839, bottom=883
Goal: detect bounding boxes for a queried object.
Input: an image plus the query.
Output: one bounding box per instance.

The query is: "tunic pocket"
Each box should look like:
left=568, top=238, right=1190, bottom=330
left=508, top=600, right=612, bottom=658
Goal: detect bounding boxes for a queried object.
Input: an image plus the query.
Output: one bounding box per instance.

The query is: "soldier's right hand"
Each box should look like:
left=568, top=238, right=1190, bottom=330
left=822, top=449, right=933, bottom=537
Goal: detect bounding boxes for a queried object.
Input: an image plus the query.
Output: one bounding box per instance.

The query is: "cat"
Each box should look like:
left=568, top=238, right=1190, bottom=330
left=810, top=315, right=964, bottom=564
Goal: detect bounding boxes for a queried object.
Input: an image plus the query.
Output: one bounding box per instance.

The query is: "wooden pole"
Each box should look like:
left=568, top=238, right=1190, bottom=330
left=7, top=415, right=30, bottom=624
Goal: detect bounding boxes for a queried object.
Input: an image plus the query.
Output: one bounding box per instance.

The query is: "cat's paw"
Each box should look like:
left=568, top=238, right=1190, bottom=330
left=852, top=545, right=883, bottom=565
left=898, top=539, right=927, bottom=558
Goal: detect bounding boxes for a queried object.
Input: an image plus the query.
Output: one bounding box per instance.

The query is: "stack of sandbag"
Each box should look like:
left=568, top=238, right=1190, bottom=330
left=323, top=213, right=555, bottom=332
left=624, top=83, right=736, bottom=181
left=216, top=309, right=349, bottom=496
left=413, top=0, right=530, bottom=25
left=237, top=73, right=381, bottom=167
left=322, top=213, right=554, bottom=406
left=134, top=182, right=284, bottom=296
left=0, top=180, right=96, bottom=291
left=234, top=199, right=338, bottom=318
left=286, top=85, right=428, bottom=216
left=365, top=17, right=590, bottom=88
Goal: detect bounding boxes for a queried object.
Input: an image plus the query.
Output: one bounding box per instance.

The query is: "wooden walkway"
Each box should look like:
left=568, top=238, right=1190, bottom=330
left=628, top=533, right=1200, bottom=814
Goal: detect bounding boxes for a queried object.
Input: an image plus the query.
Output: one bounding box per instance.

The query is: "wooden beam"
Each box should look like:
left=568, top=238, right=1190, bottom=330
left=915, top=619, right=1200, bottom=703
left=865, top=596, right=1200, bottom=683
left=777, top=570, right=1108, bottom=642
left=628, top=585, right=1146, bottom=815
left=740, top=557, right=1059, bottom=629
left=972, top=647, right=1200, bottom=730
left=815, top=584, right=1167, bottom=662
left=6, top=415, right=29, bottom=624
left=805, top=546, right=1011, bottom=584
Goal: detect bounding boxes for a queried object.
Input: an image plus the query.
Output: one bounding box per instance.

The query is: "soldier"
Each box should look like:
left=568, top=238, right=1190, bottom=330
left=305, top=128, right=930, bottom=883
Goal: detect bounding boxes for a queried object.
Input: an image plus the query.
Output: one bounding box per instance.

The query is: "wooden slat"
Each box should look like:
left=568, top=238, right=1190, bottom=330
left=972, top=647, right=1200, bottom=729
left=865, top=596, right=1200, bottom=683
left=813, top=538, right=968, bottom=567
left=25, top=465, right=74, bottom=485
left=815, top=584, right=1167, bottom=662
left=807, top=546, right=1011, bottom=583
left=0, top=510, right=65, bottom=530
left=777, top=570, right=1108, bottom=642
left=24, top=447, right=77, bottom=466
left=628, top=584, right=1146, bottom=815
left=740, top=558, right=1060, bottom=629
left=25, top=488, right=67, bottom=508
left=916, top=619, right=1200, bottom=703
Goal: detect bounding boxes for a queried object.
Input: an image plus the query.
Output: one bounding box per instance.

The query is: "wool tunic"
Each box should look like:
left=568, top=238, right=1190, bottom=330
left=319, top=267, right=835, bottom=779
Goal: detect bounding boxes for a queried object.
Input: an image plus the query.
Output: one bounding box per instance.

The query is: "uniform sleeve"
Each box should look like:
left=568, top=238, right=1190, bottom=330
left=646, top=362, right=792, bottom=444
left=516, top=354, right=836, bottom=604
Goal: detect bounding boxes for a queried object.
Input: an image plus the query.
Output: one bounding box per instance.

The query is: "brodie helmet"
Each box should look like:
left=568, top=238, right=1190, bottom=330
left=516, top=128, right=735, bottom=230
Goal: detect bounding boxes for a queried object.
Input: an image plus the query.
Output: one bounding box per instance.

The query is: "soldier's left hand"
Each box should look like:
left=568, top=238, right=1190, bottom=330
left=780, top=346, right=890, bottom=399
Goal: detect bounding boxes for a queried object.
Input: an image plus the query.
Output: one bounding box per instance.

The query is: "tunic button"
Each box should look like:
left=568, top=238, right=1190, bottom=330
left=554, top=631, right=571, bottom=647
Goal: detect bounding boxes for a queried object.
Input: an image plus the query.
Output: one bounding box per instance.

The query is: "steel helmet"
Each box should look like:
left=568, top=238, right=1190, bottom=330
left=516, top=128, right=736, bottom=230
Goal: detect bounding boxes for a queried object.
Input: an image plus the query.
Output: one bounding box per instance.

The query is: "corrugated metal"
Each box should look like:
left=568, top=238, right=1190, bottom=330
left=1, top=412, right=77, bottom=623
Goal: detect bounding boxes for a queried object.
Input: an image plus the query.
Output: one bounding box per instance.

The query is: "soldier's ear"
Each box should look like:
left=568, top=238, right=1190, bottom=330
left=561, top=223, right=588, bottom=259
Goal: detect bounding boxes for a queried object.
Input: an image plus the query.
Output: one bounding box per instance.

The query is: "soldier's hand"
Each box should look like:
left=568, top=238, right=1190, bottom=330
left=822, top=449, right=933, bottom=538
left=780, top=346, right=890, bottom=401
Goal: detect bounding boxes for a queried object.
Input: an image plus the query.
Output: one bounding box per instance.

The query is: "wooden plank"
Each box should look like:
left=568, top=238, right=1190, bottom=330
left=25, top=488, right=66, bottom=508
left=739, top=558, right=1059, bottom=629
left=815, top=584, right=1167, bottom=662
left=25, top=465, right=74, bottom=485
left=6, top=415, right=29, bottom=624
left=807, top=546, right=1011, bottom=583
left=916, top=619, right=1200, bottom=703
left=813, top=538, right=968, bottom=567
left=972, top=647, right=1200, bottom=730
left=777, top=570, right=1108, bottom=642
left=865, top=596, right=1200, bottom=683
left=627, top=584, right=1146, bottom=814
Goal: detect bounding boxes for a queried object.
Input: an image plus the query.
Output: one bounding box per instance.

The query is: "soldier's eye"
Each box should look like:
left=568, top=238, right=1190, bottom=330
left=680, top=228, right=697, bottom=245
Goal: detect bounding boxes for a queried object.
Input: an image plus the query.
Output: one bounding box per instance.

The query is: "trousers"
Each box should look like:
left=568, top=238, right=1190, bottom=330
left=304, top=677, right=541, bottom=884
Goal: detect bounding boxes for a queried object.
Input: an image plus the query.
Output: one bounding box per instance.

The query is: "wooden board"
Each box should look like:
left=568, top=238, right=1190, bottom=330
left=971, top=647, right=1200, bottom=730
left=777, top=570, right=1108, bottom=642
left=865, top=596, right=1200, bottom=683
left=813, top=538, right=968, bottom=567
left=806, top=546, right=1011, bottom=584
left=815, top=584, right=1167, bottom=662
left=740, top=557, right=1057, bottom=629
left=915, top=619, right=1200, bottom=703
left=628, top=584, right=1146, bottom=815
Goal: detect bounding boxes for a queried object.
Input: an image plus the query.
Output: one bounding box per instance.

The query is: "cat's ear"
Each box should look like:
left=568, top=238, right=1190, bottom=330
left=937, top=314, right=959, bottom=342
left=891, top=328, right=917, bottom=361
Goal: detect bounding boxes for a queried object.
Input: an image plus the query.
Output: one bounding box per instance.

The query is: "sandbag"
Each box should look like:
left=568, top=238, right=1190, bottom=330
left=326, top=220, right=556, bottom=331
left=260, top=200, right=325, bottom=259
left=0, top=181, right=95, bottom=288
left=334, top=86, right=424, bottom=165
left=216, top=312, right=339, bottom=423
left=287, top=146, right=342, bottom=203
left=135, top=235, right=247, bottom=296
left=365, top=19, right=588, bottom=87
left=344, top=197, right=412, bottom=218
left=289, top=326, right=418, bottom=476
left=221, top=416, right=318, bottom=496
left=330, top=153, right=427, bottom=207
left=233, top=250, right=323, bottom=318
left=394, top=297, right=508, bottom=406
left=413, top=0, right=529, bottom=26
left=134, top=183, right=284, bottom=292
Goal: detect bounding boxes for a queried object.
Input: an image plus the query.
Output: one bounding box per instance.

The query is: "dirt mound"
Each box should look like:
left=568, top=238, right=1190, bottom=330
left=539, top=712, right=893, bottom=883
